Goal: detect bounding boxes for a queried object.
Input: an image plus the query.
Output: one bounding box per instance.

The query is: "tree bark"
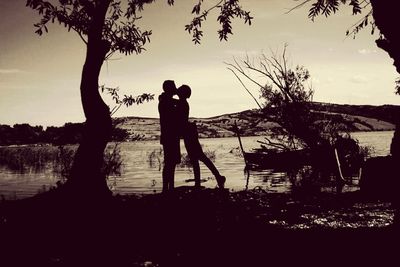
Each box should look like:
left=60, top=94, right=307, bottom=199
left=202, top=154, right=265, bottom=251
left=66, top=0, right=112, bottom=197
left=370, top=0, right=400, bottom=225
left=370, top=0, right=400, bottom=73
left=370, top=0, right=400, bottom=160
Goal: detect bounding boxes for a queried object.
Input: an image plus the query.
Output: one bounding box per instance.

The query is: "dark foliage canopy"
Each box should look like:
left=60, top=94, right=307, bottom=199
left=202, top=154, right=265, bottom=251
left=27, top=0, right=253, bottom=55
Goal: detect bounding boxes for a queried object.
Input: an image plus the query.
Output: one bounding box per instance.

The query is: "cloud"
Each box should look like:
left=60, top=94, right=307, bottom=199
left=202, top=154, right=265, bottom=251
left=223, top=49, right=260, bottom=57
left=0, top=69, right=25, bottom=74
left=358, top=49, right=378, bottom=55
left=325, top=77, right=334, bottom=84
left=311, top=77, right=321, bottom=85
left=349, top=75, right=368, bottom=84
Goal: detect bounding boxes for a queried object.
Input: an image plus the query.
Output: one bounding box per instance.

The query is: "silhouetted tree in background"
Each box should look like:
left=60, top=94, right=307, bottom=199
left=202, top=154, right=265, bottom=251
left=0, top=122, right=131, bottom=145
left=26, top=0, right=252, bottom=197
left=227, top=47, right=365, bottom=182
left=295, top=0, right=400, bottom=160
left=0, top=124, right=42, bottom=145
left=227, top=46, right=359, bottom=150
left=296, top=0, right=400, bottom=222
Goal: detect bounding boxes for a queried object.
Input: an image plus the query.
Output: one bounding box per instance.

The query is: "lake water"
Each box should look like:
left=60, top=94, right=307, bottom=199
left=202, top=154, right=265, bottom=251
left=0, top=131, right=394, bottom=200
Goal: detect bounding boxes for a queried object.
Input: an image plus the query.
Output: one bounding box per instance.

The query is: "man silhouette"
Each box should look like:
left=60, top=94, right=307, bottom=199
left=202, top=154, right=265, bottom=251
left=158, top=80, right=180, bottom=192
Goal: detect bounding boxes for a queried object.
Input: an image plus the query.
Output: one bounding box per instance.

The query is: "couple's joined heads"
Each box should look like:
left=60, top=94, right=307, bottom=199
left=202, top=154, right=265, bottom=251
left=163, top=80, right=191, bottom=99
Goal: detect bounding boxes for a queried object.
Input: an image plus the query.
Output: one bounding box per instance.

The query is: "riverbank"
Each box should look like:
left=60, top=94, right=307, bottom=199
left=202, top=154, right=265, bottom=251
left=0, top=186, right=397, bottom=266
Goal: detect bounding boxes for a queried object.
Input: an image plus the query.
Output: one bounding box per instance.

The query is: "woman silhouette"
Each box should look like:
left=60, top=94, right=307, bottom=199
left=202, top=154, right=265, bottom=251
left=177, top=85, right=226, bottom=189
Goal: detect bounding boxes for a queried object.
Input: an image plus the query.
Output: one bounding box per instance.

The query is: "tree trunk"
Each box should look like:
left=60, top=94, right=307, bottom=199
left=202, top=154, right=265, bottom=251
left=370, top=0, right=400, bottom=159
left=66, top=0, right=112, bottom=198
left=370, top=0, right=400, bottom=225
left=370, top=0, right=400, bottom=73
left=369, top=0, right=400, bottom=158
left=371, top=0, right=400, bottom=159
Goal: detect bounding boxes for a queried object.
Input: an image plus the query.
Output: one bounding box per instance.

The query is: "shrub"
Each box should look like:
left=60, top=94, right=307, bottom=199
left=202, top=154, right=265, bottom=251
left=0, top=145, right=58, bottom=173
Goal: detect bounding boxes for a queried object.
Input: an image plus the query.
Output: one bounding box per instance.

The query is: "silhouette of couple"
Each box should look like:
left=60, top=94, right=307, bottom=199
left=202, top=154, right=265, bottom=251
left=158, top=80, right=226, bottom=192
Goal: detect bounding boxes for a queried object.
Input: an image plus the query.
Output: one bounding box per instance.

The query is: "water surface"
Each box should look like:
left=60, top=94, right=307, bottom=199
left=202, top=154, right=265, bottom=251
left=0, top=131, right=394, bottom=199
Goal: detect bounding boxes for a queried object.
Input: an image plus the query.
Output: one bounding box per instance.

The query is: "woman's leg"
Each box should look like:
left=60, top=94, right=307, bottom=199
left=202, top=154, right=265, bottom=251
left=198, top=153, right=225, bottom=188
left=198, top=153, right=220, bottom=177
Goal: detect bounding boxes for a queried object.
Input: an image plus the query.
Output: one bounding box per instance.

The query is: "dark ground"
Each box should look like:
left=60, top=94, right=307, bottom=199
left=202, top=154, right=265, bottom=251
left=0, top=186, right=398, bottom=267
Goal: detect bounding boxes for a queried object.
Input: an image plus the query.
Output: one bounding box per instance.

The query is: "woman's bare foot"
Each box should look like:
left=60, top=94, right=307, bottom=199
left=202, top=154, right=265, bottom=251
left=216, top=175, right=226, bottom=189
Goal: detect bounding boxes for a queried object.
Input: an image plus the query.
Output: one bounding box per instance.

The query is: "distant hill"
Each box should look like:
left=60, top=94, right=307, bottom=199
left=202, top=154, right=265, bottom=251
left=310, top=102, right=399, bottom=125
left=115, top=102, right=399, bottom=140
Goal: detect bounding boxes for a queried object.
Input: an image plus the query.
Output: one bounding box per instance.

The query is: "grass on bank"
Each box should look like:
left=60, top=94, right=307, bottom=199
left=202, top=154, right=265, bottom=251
left=0, top=144, right=123, bottom=181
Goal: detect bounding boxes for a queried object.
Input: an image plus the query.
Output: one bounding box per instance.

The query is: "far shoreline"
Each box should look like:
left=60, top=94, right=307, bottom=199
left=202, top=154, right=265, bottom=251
left=0, top=129, right=395, bottom=147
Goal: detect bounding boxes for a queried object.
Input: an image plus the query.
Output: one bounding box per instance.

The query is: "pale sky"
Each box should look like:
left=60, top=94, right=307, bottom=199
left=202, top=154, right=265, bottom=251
left=0, top=0, right=399, bottom=126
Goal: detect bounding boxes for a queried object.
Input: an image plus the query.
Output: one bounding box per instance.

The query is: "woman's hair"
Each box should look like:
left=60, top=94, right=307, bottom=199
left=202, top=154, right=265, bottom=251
left=178, top=84, right=191, bottom=99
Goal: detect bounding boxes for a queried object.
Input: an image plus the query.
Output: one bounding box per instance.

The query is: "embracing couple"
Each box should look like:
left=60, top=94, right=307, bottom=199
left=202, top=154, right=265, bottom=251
left=158, top=80, right=226, bottom=192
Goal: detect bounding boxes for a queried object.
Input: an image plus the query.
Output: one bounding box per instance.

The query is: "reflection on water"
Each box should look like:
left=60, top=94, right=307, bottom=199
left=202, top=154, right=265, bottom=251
left=0, top=131, right=394, bottom=199
left=0, top=166, right=58, bottom=200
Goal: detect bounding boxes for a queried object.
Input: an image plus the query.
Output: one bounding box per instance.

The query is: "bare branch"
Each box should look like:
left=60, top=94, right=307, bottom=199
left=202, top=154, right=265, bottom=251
left=110, top=104, right=123, bottom=116
left=284, top=0, right=312, bottom=14
left=242, top=60, right=285, bottom=94
left=282, top=44, right=288, bottom=74
left=72, top=26, right=88, bottom=44
left=227, top=67, right=263, bottom=109
left=225, top=61, right=265, bottom=89
left=344, top=9, right=373, bottom=39
left=257, top=138, right=290, bottom=151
